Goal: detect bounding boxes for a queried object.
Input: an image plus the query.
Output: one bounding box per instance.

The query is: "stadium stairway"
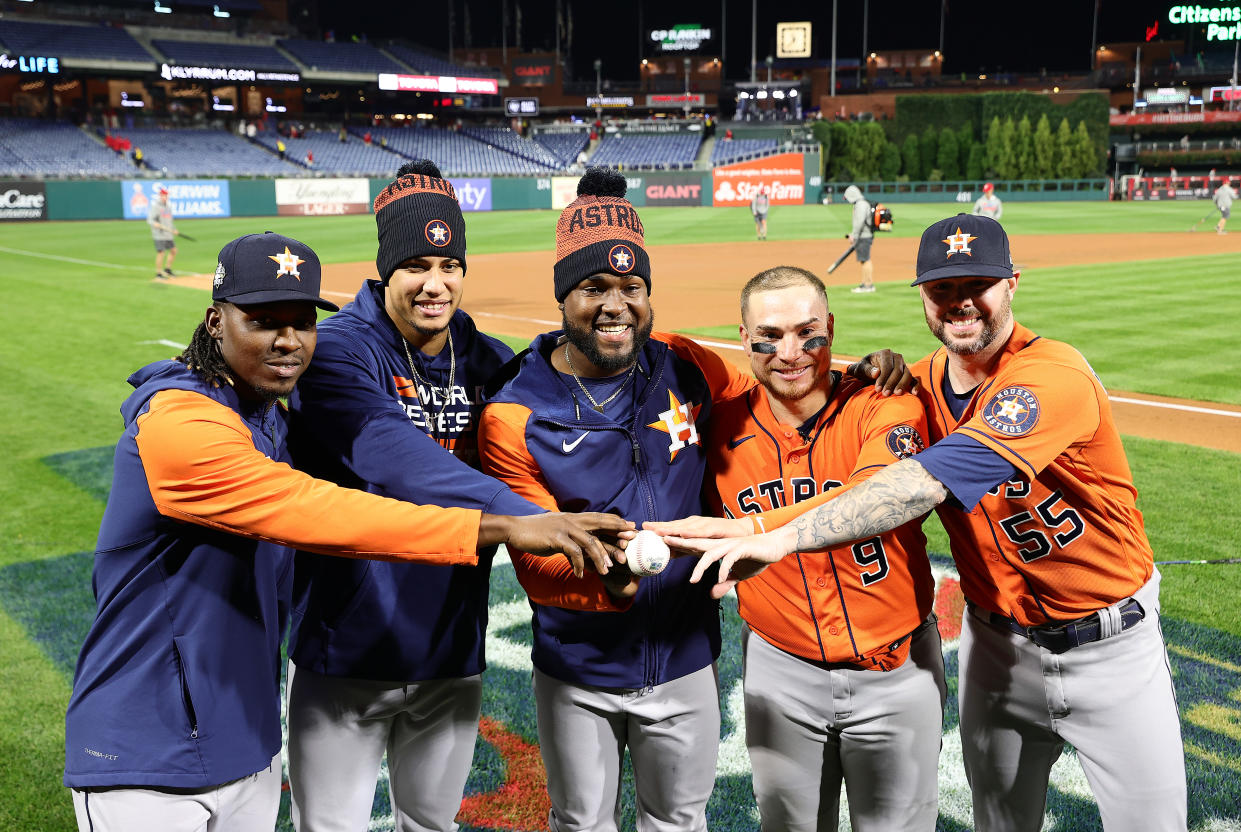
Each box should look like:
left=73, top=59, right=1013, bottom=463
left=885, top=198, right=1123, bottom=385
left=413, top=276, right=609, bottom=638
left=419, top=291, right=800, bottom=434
left=696, top=135, right=716, bottom=168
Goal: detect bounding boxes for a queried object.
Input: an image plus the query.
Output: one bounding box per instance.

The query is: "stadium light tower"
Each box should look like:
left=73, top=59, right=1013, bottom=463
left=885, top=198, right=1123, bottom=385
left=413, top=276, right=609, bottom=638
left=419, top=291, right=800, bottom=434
left=594, top=58, right=602, bottom=121
left=683, top=57, right=692, bottom=117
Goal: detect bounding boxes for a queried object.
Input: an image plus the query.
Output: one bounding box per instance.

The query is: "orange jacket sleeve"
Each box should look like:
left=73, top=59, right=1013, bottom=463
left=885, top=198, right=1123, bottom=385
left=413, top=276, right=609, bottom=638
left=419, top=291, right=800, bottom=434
left=477, top=401, right=632, bottom=612
left=655, top=332, right=755, bottom=404
left=135, top=390, right=480, bottom=563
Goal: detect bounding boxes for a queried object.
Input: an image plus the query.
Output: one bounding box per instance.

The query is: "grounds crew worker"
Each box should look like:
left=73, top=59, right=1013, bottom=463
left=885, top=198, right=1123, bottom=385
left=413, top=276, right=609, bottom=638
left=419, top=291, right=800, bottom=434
left=1215, top=178, right=1236, bottom=234
left=843, top=184, right=876, bottom=293
left=652, top=213, right=1187, bottom=832
left=148, top=185, right=178, bottom=280
left=64, top=231, right=631, bottom=832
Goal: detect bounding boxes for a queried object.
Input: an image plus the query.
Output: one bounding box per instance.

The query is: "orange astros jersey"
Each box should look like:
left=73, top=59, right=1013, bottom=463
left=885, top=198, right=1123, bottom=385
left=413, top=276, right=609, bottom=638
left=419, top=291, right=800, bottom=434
left=708, top=374, right=934, bottom=670
left=913, top=321, right=1154, bottom=626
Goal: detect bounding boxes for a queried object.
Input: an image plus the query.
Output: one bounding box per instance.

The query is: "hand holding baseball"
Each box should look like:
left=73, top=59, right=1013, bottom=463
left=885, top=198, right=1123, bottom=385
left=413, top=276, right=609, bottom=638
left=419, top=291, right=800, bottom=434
left=626, top=529, right=671, bottom=577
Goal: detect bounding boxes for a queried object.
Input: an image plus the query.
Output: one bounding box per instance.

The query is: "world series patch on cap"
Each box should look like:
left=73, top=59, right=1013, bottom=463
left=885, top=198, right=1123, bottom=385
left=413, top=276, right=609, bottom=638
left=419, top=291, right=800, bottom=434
left=911, top=213, right=1015, bottom=286
left=212, top=231, right=338, bottom=311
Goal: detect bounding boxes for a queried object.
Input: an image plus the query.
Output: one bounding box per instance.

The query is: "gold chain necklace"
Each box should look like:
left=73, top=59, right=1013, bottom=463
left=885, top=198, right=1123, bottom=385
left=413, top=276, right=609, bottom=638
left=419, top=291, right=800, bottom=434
left=563, top=344, right=636, bottom=413
left=402, top=329, right=455, bottom=436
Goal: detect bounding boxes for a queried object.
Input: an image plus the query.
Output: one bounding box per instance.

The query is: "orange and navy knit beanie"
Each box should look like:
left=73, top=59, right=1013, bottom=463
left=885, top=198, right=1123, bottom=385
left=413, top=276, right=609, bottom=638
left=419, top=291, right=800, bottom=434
left=373, top=160, right=466, bottom=283
left=553, top=168, right=649, bottom=302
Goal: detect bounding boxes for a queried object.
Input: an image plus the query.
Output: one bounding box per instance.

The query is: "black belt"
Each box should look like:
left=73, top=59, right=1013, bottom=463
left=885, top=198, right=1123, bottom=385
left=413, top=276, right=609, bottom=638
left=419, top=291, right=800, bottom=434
left=981, top=599, right=1146, bottom=654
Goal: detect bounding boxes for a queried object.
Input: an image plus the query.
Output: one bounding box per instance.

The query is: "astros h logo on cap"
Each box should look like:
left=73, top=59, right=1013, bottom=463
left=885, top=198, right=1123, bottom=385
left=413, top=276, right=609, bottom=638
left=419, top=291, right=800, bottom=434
left=912, top=213, right=1014, bottom=286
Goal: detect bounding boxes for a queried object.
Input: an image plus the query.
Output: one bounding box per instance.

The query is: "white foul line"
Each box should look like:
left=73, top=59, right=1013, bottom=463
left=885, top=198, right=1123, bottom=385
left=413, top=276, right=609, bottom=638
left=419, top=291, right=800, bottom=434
left=0, top=245, right=134, bottom=270
left=138, top=339, right=187, bottom=350
left=1108, top=396, right=1241, bottom=418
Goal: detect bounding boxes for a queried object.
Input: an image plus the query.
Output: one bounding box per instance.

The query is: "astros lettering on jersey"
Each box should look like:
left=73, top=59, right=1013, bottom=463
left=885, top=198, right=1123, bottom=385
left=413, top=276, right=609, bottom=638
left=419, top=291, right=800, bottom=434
left=707, top=374, right=934, bottom=670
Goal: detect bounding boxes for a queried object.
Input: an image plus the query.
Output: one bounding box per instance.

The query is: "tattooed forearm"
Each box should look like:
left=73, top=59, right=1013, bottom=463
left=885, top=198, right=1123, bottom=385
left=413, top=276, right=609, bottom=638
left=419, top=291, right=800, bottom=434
left=790, top=459, right=947, bottom=552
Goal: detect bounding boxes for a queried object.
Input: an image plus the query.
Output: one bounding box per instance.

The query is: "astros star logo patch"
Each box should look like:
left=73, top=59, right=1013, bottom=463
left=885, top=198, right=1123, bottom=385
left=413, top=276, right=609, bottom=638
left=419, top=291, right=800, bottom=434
left=647, top=390, right=702, bottom=461
left=609, top=244, right=635, bottom=273
left=269, top=246, right=304, bottom=279
left=942, top=227, right=977, bottom=258
left=425, top=220, right=451, bottom=247
left=981, top=386, right=1040, bottom=436
left=885, top=424, right=925, bottom=459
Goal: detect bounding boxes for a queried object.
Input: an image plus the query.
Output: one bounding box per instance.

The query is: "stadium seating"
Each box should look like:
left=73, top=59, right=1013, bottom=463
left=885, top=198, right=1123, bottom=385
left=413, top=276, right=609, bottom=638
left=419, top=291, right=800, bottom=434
left=710, top=138, right=779, bottom=166
left=461, top=127, right=562, bottom=169
left=367, top=126, right=554, bottom=176
left=276, top=39, right=405, bottom=74
left=251, top=129, right=405, bottom=176
left=587, top=133, right=702, bottom=170
left=385, top=45, right=503, bottom=79
left=0, top=19, right=152, bottom=63
left=532, top=131, right=590, bottom=166
left=152, top=40, right=297, bottom=72
left=0, top=118, right=136, bottom=178
left=115, top=127, right=299, bottom=176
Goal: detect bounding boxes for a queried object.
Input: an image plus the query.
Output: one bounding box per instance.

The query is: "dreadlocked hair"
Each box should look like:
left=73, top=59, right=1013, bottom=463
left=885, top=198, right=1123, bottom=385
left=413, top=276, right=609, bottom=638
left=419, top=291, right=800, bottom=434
left=175, top=321, right=235, bottom=389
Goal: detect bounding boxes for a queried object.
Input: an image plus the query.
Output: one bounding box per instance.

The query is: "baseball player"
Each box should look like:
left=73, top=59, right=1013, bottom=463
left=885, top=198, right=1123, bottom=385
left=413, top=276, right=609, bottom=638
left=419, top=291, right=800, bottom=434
left=477, top=167, right=756, bottom=832
left=285, top=160, right=569, bottom=832
left=972, top=182, right=1003, bottom=221
left=148, top=185, right=178, bottom=279
left=64, top=232, right=629, bottom=832
left=750, top=185, right=771, bottom=240
left=843, top=185, right=876, bottom=293
left=709, top=265, right=945, bottom=831
left=653, top=214, right=1188, bottom=832
left=1214, top=178, right=1236, bottom=234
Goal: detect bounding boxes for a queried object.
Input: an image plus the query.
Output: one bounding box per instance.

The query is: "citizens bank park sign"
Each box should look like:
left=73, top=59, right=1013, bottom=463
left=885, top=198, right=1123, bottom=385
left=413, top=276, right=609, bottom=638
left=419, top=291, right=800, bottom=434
left=1167, top=3, right=1241, bottom=40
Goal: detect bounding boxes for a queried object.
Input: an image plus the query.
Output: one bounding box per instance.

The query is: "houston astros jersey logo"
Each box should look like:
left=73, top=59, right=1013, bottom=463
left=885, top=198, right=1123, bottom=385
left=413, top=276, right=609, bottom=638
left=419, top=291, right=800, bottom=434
left=982, top=386, right=1040, bottom=435
left=648, top=390, right=702, bottom=461
left=942, top=227, right=977, bottom=258
left=885, top=425, right=925, bottom=459
left=609, top=244, right=635, bottom=273
left=425, top=220, right=452, bottom=247
left=269, top=246, right=304, bottom=279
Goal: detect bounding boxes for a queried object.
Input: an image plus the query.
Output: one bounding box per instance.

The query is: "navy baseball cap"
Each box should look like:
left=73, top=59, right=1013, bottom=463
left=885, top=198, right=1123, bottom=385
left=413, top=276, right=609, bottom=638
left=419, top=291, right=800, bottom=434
left=212, top=232, right=338, bottom=311
left=912, top=214, right=1014, bottom=286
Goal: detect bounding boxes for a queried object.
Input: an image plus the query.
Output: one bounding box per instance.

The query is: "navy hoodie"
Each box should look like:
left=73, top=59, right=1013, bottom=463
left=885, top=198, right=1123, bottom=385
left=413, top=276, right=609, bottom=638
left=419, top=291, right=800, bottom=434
left=288, top=280, right=538, bottom=681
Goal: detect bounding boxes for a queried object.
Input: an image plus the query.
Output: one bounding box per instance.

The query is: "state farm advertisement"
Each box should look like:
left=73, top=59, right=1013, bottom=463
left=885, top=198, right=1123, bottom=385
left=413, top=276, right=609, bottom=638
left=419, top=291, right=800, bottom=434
left=275, top=178, right=370, bottom=216
left=712, top=153, right=805, bottom=207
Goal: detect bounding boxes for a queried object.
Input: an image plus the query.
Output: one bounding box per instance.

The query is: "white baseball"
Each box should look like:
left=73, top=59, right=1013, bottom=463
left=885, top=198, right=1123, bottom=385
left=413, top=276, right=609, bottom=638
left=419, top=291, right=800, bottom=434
left=628, top=529, right=671, bottom=577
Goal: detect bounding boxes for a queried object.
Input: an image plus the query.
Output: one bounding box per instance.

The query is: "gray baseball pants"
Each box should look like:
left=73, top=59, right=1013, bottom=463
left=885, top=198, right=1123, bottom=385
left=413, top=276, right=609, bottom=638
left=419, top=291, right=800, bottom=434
left=533, top=663, right=721, bottom=832
left=286, top=662, right=483, bottom=832
left=743, top=619, right=946, bottom=832
left=959, top=570, right=1187, bottom=831
left=71, top=753, right=280, bottom=832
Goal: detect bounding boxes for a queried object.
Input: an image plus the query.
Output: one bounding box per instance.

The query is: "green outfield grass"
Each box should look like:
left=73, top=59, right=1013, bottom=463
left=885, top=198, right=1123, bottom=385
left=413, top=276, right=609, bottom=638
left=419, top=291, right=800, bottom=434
left=1, top=200, right=1239, bottom=831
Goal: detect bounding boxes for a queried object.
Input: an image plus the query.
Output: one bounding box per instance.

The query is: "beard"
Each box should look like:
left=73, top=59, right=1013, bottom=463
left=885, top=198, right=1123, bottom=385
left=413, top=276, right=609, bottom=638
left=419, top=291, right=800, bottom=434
left=562, top=309, right=654, bottom=374
left=926, top=292, right=1012, bottom=356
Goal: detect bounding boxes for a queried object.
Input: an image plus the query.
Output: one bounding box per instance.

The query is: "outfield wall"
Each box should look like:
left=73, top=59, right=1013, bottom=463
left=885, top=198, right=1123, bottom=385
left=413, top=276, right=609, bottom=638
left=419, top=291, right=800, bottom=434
left=4, top=161, right=1116, bottom=223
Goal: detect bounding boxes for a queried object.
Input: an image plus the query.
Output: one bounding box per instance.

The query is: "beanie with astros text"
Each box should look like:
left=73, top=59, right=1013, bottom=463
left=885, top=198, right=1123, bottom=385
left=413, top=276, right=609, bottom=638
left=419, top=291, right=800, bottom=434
left=373, top=167, right=467, bottom=283
left=553, top=168, right=650, bottom=302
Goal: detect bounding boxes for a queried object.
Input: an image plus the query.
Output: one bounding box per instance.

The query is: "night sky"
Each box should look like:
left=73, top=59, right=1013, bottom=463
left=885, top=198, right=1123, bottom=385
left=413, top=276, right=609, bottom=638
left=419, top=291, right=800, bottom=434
left=315, top=0, right=1191, bottom=82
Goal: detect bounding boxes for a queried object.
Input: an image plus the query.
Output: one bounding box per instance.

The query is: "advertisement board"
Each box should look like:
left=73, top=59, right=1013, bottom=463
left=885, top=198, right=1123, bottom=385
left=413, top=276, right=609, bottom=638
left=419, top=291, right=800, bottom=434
left=511, top=59, right=554, bottom=86
left=711, top=153, right=805, bottom=207
left=551, top=176, right=581, bottom=210
left=449, top=178, right=492, bottom=212
left=0, top=180, right=47, bottom=221
left=123, top=180, right=230, bottom=219
left=378, top=73, right=500, bottom=95
left=275, top=178, right=370, bottom=216
left=642, top=174, right=704, bottom=206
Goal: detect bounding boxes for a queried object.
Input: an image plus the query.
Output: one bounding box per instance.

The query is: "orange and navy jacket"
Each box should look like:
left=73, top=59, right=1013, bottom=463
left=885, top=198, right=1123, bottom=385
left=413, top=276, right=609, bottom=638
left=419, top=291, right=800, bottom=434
left=480, top=331, right=753, bottom=689
left=65, top=360, right=480, bottom=790
left=912, top=322, right=1154, bottom=626
left=287, top=281, right=538, bottom=682
left=708, top=374, right=934, bottom=670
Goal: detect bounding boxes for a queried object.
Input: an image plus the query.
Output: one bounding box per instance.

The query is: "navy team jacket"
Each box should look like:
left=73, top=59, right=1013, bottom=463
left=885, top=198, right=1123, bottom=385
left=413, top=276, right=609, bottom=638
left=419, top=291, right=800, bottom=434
left=480, top=331, right=753, bottom=690
left=288, top=280, right=537, bottom=682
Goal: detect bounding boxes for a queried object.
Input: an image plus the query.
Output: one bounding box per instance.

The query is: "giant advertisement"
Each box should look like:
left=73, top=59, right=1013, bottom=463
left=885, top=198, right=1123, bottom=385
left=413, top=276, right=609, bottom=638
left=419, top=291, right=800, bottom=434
left=123, top=180, right=230, bottom=219
left=449, top=178, right=492, bottom=212
left=275, top=178, right=370, bottom=216
left=642, top=174, right=704, bottom=206
left=0, top=180, right=47, bottom=221
left=711, top=153, right=805, bottom=207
